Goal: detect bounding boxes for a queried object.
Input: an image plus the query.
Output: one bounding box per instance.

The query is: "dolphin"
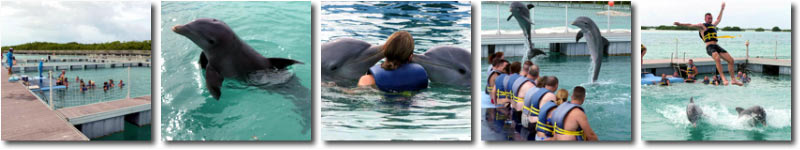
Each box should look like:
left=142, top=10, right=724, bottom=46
left=321, top=38, right=384, bottom=86
left=686, top=97, right=703, bottom=127
left=572, top=16, right=609, bottom=82
left=172, top=18, right=304, bottom=99
left=411, top=46, right=472, bottom=86
left=507, top=2, right=546, bottom=59
left=736, top=106, right=767, bottom=127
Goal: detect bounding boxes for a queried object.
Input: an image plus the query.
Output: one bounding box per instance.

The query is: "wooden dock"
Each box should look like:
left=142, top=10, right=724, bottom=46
left=1, top=69, right=88, bottom=141
left=57, top=96, right=151, bottom=125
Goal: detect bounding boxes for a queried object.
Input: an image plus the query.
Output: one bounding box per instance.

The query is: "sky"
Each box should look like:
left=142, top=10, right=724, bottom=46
left=637, top=0, right=791, bottom=29
left=0, top=1, right=151, bottom=46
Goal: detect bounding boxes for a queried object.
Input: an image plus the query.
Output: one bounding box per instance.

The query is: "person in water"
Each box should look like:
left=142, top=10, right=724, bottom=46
left=553, top=86, right=598, bottom=141
left=657, top=74, right=670, bottom=86
left=526, top=76, right=558, bottom=139
left=702, top=76, right=710, bottom=85
left=503, top=61, right=524, bottom=125
left=712, top=75, right=721, bottom=86
left=79, top=80, right=87, bottom=92
left=741, top=73, right=751, bottom=83
left=520, top=61, right=533, bottom=77
left=515, top=64, right=539, bottom=129
left=109, top=79, right=115, bottom=88
left=674, top=2, right=741, bottom=86
left=103, top=82, right=109, bottom=92
left=487, top=52, right=504, bottom=74
left=684, top=59, right=698, bottom=82
left=119, top=80, right=125, bottom=88
left=358, top=31, right=429, bottom=93
left=736, top=71, right=743, bottom=80
left=489, top=59, right=510, bottom=105
left=537, top=88, right=569, bottom=141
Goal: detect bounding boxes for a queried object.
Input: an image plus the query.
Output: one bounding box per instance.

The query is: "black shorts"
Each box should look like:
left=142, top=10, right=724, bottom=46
left=706, top=44, right=728, bottom=56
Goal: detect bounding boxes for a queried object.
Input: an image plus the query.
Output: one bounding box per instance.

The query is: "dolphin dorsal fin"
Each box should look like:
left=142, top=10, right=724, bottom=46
left=689, top=97, right=694, bottom=103
left=266, top=58, right=303, bottom=70
left=735, top=107, right=744, bottom=113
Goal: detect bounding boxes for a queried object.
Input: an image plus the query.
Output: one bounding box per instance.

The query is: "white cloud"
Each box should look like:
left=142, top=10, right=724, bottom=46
left=0, top=1, right=151, bottom=46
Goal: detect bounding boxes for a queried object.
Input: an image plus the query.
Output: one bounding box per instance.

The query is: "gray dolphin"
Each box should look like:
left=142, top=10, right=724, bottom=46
left=411, top=46, right=472, bottom=86
left=572, top=16, right=609, bottom=82
left=321, top=38, right=384, bottom=85
left=686, top=97, right=704, bottom=127
left=507, top=2, right=546, bottom=59
left=736, top=106, right=767, bottom=127
left=172, top=18, right=304, bottom=99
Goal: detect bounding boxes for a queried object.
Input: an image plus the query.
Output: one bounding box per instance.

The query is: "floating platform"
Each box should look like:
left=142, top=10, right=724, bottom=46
left=56, top=96, right=151, bottom=138
left=642, top=57, right=791, bottom=76
left=481, top=32, right=632, bottom=57
left=8, top=62, right=151, bottom=73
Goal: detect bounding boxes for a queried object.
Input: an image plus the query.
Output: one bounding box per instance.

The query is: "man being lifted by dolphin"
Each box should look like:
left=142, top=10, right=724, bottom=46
left=674, top=2, right=742, bottom=86
left=507, top=2, right=546, bottom=60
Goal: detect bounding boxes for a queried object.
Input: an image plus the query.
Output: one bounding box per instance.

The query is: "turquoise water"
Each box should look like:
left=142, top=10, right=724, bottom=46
left=321, top=1, right=471, bottom=141
left=481, top=2, right=631, bottom=34
left=481, top=56, right=632, bottom=141
left=20, top=67, right=151, bottom=109
left=641, top=73, right=791, bottom=141
left=641, top=30, right=791, bottom=59
left=94, top=122, right=152, bottom=141
left=160, top=1, right=311, bottom=141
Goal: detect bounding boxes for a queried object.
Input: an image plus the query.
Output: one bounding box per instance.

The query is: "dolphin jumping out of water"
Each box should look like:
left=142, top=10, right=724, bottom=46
left=412, top=46, right=472, bottom=86
left=507, top=2, right=546, bottom=59
left=172, top=18, right=304, bottom=99
left=686, top=97, right=704, bottom=127
left=321, top=38, right=384, bottom=86
left=736, top=106, right=767, bottom=127
left=572, top=16, right=609, bottom=82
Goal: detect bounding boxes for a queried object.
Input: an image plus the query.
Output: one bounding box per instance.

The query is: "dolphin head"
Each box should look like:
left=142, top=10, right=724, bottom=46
left=412, top=46, right=472, bottom=87
left=321, top=38, right=384, bottom=83
left=572, top=16, right=600, bottom=42
left=751, top=106, right=767, bottom=126
left=172, top=18, right=238, bottom=55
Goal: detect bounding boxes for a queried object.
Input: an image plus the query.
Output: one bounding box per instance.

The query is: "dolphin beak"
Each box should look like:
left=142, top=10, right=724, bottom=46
left=172, top=25, right=186, bottom=34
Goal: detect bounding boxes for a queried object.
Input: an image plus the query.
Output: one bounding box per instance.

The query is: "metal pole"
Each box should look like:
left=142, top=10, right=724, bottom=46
left=607, top=5, right=611, bottom=33
left=49, top=70, right=53, bottom=110
left=675, top=38, right=679, bottom=60
left=565, top=4, right=569, bottom=33
left=496, top=3, right=501, bottom=35
left=127, top=67, right=131, bottom=99
left=775, top=40, right=778, bottom=59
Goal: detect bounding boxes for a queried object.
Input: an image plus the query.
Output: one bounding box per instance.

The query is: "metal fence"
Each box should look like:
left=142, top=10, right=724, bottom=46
left=491, top=1, right=631, bottom=35
left=31, top=67, right=148, bottom=110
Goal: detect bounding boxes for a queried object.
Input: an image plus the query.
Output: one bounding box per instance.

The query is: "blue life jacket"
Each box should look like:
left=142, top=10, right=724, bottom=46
left=523, top=87, right=550, bottom=116
left=494, top=74, right=508, bottom=99
left=369, top=63, right=428, bottom=93
left=510, top=77, right=533, bottom=103
left=536, top=100, right=558, bottom=137
left=485, top=70, right=500, bottom=94
left=504, top=74, right=521, bottom=97
left=6, top=52, right=12, bottom=66
left=552, top=102, right=586, bottom=141
left=38, top=61, right=43, bottom=77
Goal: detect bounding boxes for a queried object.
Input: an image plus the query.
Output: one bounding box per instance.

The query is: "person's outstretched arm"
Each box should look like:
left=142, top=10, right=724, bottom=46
left=714, top=2, right=725, bottom=26
left=674, top=22, right=705, bottom=29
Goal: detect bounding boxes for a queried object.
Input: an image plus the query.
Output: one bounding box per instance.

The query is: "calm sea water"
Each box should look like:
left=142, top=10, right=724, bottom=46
left=321, top=1, right=471, bottom=141
left=641, top=73, right=791, bottom=141
left=481, top=56, right=632, bottom=141
left=641, top=30, right=791, bottom=59
left=160, top=1, right=311, bottom=141
left=481, top=2, right=631, bottom=34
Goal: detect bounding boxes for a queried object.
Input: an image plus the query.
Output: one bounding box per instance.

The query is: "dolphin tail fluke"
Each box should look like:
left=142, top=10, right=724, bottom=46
left=735, top=107, right=744, bottom=113
left=267, top=58, right=304, bottom=70
left=199, top=52, right=208, bottom=70
left=690, top=97, right=694, bottom=103
left=205, top=65, right=223, bottom=100
left=528, top=48, right=546, bottom=60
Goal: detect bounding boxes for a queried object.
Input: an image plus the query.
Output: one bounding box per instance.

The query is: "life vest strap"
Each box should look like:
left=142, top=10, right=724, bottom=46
left=554, top=122, right=585, bottom=136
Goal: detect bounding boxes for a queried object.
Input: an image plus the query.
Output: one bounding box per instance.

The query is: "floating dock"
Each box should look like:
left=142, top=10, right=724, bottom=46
left=9, top=62, right=151, bottom=73
left=642, top=57, right=791, bottom=76
left=57, top=96, right=151, bottom=139
left=1, top=69, right=88, bottom=141
left=481, top=32, right=632, bottom=57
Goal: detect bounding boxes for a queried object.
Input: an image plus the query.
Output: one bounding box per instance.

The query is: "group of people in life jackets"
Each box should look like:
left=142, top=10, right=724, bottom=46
left=485, top=52, right=598, bottom=141
left=656, top=58, right=751, bottom=86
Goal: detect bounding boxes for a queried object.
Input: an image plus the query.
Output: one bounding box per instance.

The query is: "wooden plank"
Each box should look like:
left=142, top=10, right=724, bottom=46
left=1, top=69, right=88, bottom=141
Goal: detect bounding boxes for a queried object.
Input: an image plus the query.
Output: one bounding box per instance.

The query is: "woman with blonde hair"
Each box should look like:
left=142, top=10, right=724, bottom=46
left=534, top=88, right=569, bottom=141
left=358, top=31, right=428, bottom=92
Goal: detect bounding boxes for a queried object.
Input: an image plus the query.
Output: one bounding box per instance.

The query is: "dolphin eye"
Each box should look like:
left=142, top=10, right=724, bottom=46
left=207, top=39, right=216, bottom=45
left=330, top=66, right=338, bottom=71
left=212, top=19, right=218, bottom=22
left=458, top=69, right=466, bottom=74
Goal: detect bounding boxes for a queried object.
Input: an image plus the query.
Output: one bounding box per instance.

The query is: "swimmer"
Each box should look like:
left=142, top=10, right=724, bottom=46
left=79, top=80, right=86, bottom=92
left=702, top=76, right=710, bottom=85
left=736, top=71, right=743, bottom=80
left=553, top=86, right=598, bottom=141
left=103, top=82, right=109, bottom=92
left=674, top=2, right=742, bottom=86
left=489, top=59, right=510, bottom=105
left=515, top=64, right=538, bottom=129
left=685, top=59, right=698, bottom=82
left=657, top=74, right=670, bottom=86
left=119, top=80, right=125, bottom=88
left=357, top=31, right=428, bottom=93
left=741, top=73, right=751, bottom=83
left=537, top=88, right=568, bottom=141
left=109, top=79, right=115, bottom=88
left=487, top=52, right=504, bottom=74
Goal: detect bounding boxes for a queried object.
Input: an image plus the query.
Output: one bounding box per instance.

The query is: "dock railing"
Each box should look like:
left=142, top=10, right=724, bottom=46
left=492, top=1, right=630, bottom=35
